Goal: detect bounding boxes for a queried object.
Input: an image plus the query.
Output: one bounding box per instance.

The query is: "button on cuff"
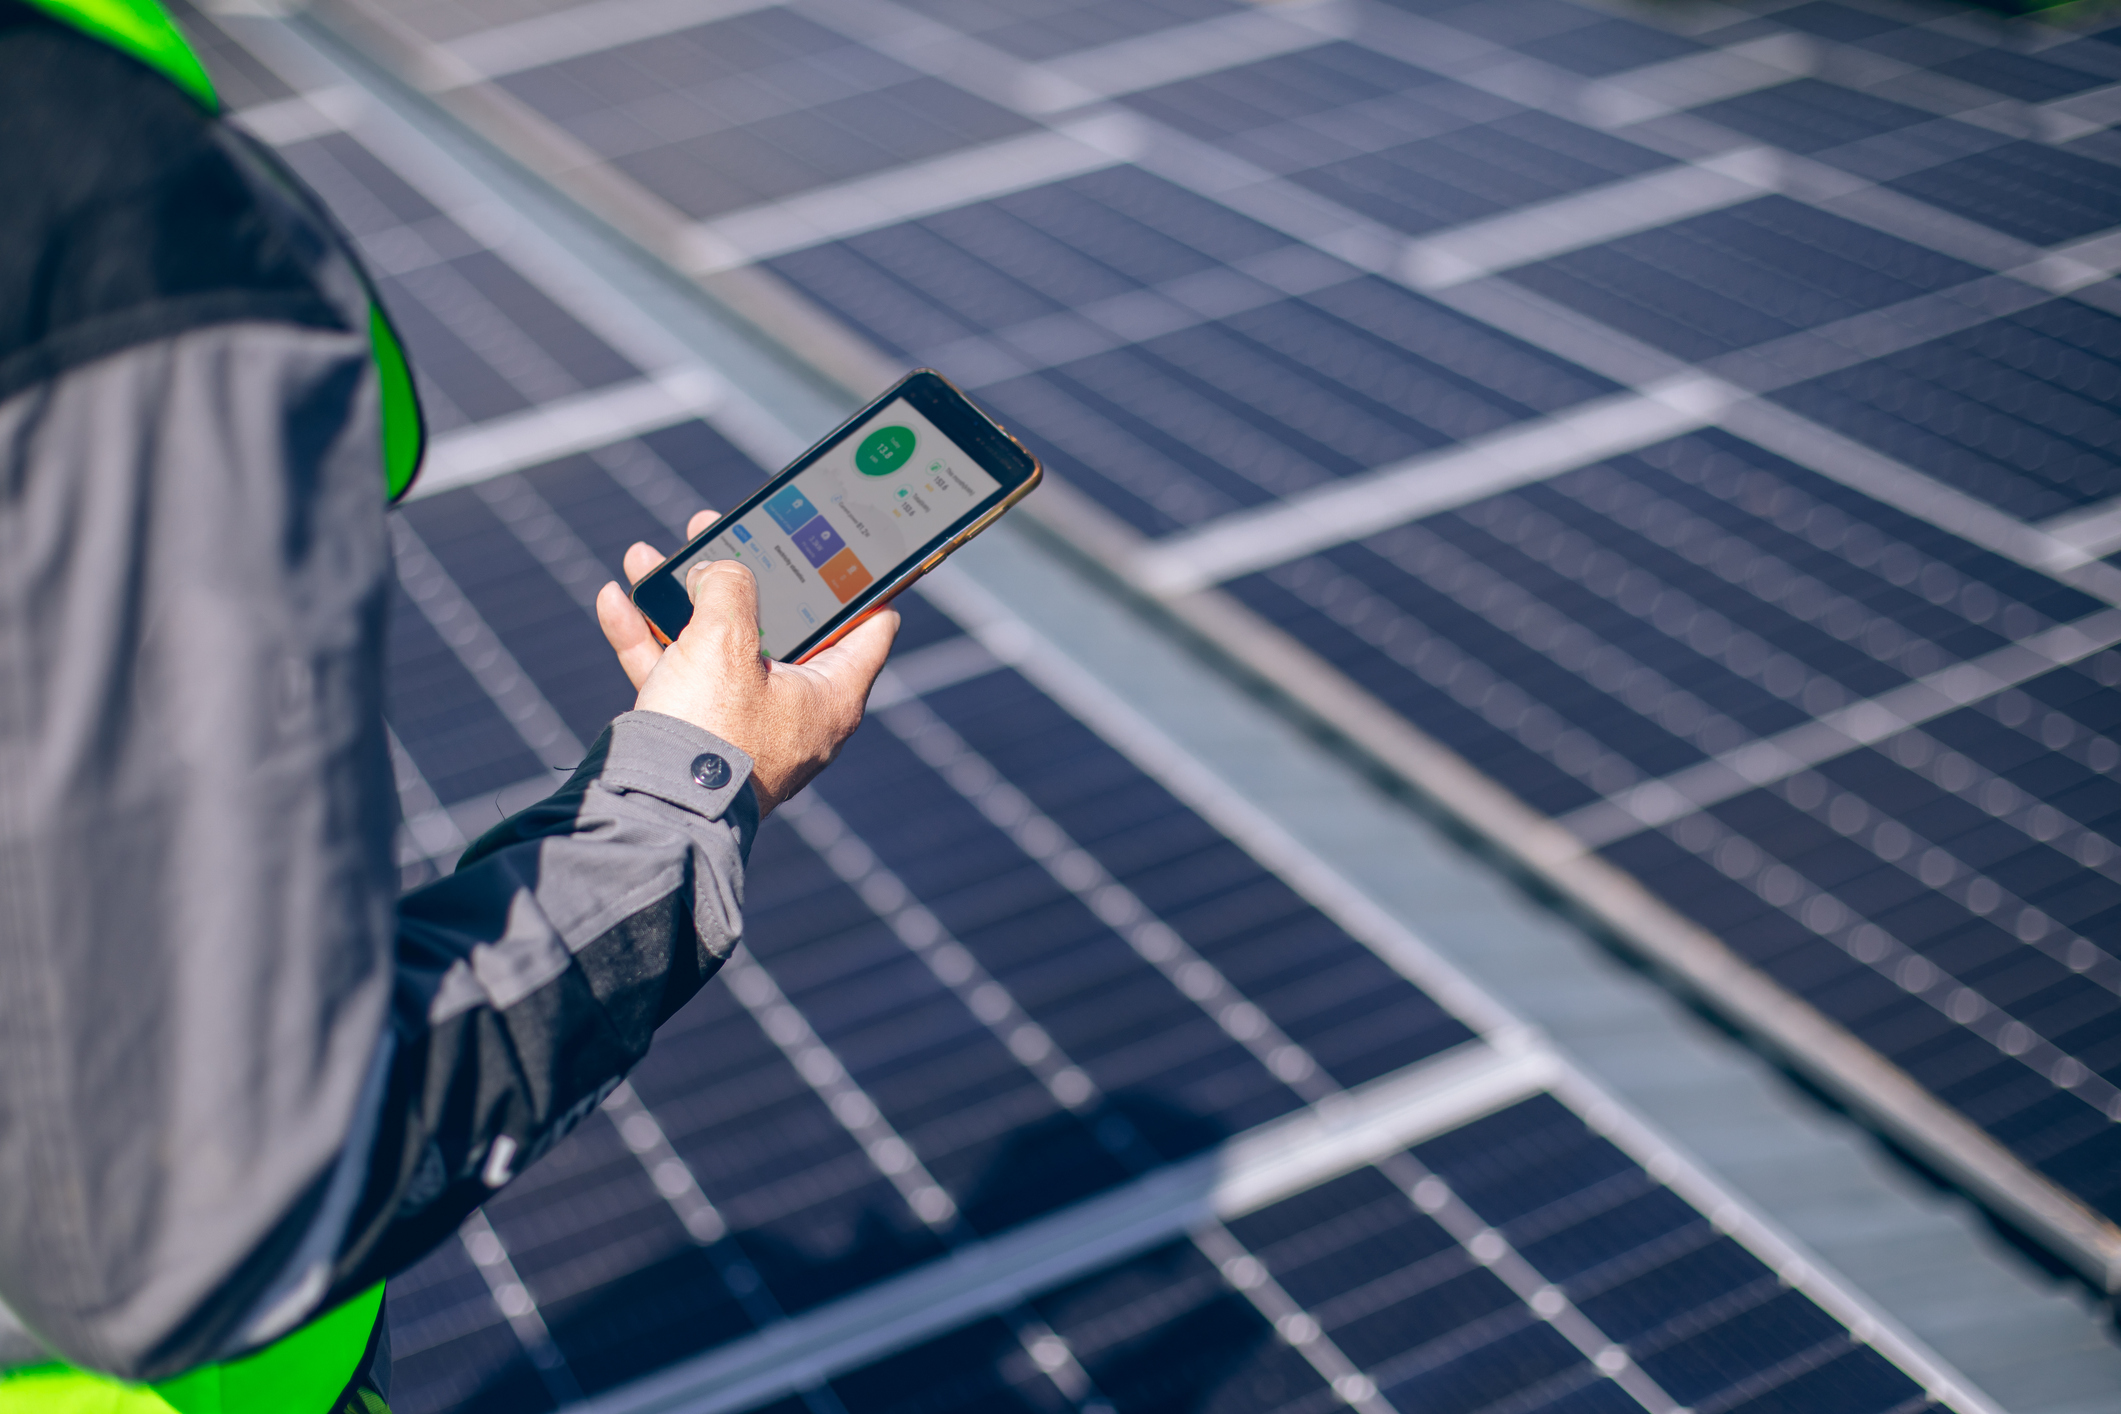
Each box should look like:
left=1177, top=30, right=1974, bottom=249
left=599, top=712, right=754, bottom=820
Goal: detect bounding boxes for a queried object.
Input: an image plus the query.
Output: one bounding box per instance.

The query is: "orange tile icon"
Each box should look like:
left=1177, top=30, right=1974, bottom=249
left=819, top=547, right=873, bottom=604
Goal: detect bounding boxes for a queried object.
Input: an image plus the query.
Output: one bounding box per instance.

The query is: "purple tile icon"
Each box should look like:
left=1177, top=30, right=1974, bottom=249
left=790, top=514, right=845, bottom=569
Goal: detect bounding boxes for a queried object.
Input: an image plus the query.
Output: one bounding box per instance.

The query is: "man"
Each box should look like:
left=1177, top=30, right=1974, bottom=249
left=0, top=0, right=896, bottom=1407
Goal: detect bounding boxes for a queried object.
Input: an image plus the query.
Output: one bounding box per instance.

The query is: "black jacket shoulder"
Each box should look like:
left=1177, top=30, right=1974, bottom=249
left=0, top=0, right=350, bottom=404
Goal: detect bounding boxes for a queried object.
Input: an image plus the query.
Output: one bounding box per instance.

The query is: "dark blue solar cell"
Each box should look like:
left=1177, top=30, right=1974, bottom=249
left=1817, top=116, right=2019, bottom=187
left=1125, top=40, right=1453, bottom=142
left=1637, top=1287, right=1847, bottom=1407
left=1693, top=79, right=1936, bottom=154
left=1056, top=166, right=1296, bottom=268
left=2043, top=1116, right=2121, bottom=1218
left=1510, top=196, right=1986, bottom=363
left=1413, top=1096, right=1633, bottom=1219
left=1514, top=15, right=1703, bottom=75
left=629, top=981, right=952, bottom=1314
left=1513, top=1184, right=1702, bottom=1284
left=597, top=76, right=1036, bottom=219
left=771, top=241, right=983, bottom=360
left=1622, top=431, right=2094, bottom=627
left=279, top=130, right=444, bottom=230
left=1228, top=564, right=1607, bottom=818
left=829, top=1319, right=1069, bottom=1414
left=390, top=1270, right=559, bottom=1414
left=1775, top=299, right=2121, bottom=521
left=375, top=275, right=538, bottom=427
left=1286, top=111, right=1670, bottom=236
left=1571, top=1233, right=1773, bottom=1343
left=1887, top=140, right=2121, bottom=247
left=817, top=730, right=1303, bottom=1151
left=939, top=186, right=1222, bottom=299
left=1930, top=47, right=2111, bottom=102
left=1526, top=1381, right=1658, bottom=1414
left=1720, top=1344, right=1934, bottom=1414
left=383, top=575, right=548, bottom=805
left=899, top=0, right=1239, bottom=62
left=1376, top=1318, right=1585, bottom=1414
left=634, top=418, right=779, bottom=508
left=1767, top=1, right=1903, bottom=41
left=541, top=1246, right=754, bottom=1395
left=401, top=487, right=636, bottom=746
left=448, top=250, right=641, bottom=390
left=1854, top=22, right=1984, bottom=69
left=1322, top=527, right=1742, bottom=774
left=504, top=5, right=862, bottom=111
left=478, top=1118, right=756, bottom=1393
left=1033, top=1241, right=1330, bottom=1414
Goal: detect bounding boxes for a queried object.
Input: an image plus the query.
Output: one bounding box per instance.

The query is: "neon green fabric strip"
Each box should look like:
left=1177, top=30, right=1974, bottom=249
left=17, top=0, right=216, bottom=109
left=0, top=1286, right=385, bottom=1414
left=27, top=0, right=428, bottom=500
left=367, top=304, right=426, bottom=502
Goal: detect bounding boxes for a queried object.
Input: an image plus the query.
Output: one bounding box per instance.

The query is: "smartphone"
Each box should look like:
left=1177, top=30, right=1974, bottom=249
left=632, top=370, right=1041, bottom=662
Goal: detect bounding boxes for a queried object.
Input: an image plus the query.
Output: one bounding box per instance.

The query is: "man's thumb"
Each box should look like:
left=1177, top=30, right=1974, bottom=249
left=681, top=559, right=764, bottom=666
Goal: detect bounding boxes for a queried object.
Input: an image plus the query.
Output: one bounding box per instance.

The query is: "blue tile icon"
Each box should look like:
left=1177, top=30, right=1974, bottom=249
left=791, top=515, right=845, bottom=568
left=765, top=485, right=817, bottom=534
left=733, top=523, right=752, bottom=543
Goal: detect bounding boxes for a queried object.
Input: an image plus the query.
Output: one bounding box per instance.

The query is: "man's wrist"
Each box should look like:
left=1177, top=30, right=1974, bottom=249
left=598, top=711, right=756, bottom=821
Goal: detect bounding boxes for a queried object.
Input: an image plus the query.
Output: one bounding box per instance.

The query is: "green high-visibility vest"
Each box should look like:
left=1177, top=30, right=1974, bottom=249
left=2, top=1, right=414, bottom=1407
left=13, top=0, right=428, bottom=502
left=0, top=1286, right=386, bottom=1414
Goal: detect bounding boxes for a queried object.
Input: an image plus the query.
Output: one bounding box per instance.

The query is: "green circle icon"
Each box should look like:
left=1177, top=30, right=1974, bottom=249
left=857, top=425, right=916, bottom=476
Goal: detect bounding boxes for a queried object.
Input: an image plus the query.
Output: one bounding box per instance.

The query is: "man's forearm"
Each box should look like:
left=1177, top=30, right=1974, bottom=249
left=323, top=711, right=757, bottom=1306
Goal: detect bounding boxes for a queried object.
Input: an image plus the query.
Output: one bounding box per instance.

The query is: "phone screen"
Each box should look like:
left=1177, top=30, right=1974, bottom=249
left=671, top=398, right=1003, bottom=660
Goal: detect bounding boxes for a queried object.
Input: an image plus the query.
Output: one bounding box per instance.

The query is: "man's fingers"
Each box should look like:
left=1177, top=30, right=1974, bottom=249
left=686, top=507, right=720, bottom=539
left=623, top=541, right=664, bottom=585
left=597, top=581, right=665, bottom=690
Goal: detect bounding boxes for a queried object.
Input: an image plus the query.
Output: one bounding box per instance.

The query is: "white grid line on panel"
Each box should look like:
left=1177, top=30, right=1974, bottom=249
left=460, top=1209, right=588, bottom=1405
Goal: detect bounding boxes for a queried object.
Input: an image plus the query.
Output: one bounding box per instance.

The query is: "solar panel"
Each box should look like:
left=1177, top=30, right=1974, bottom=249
left=549, top=1084, right=1971, bottom=1414
left=288, top=0, right=2121, bottom=1285
left=156, top=0, right=2116, bottom=1404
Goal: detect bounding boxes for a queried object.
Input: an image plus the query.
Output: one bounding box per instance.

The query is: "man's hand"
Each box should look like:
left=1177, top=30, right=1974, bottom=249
left=596, top=509, right=898, bottom=816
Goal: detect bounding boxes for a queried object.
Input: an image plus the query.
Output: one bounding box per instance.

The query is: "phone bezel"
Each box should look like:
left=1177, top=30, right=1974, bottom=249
left=631, top=370, right=1041, bottom=662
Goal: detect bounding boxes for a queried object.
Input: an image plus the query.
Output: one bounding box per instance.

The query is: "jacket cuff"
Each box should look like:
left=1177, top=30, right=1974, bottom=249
left=597, top=711, right=755, bottom=821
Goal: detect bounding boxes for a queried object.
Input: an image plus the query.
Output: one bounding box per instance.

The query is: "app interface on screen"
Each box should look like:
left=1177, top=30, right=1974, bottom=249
left=689, top=400, right=1001, bottom=658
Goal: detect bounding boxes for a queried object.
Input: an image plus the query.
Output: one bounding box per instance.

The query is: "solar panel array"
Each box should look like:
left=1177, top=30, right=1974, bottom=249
left=293, top=0, right=2121, bottom=1287
left=162, top=0, right=2105, bottom=1406
left=228, top=71, right=1981, bottom=1408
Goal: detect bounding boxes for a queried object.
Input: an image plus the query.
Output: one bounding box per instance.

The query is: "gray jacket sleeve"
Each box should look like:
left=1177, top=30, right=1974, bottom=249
left=324, top=711, right=757, bottom=1317
left=0, top=318, right=754, bottom=1381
